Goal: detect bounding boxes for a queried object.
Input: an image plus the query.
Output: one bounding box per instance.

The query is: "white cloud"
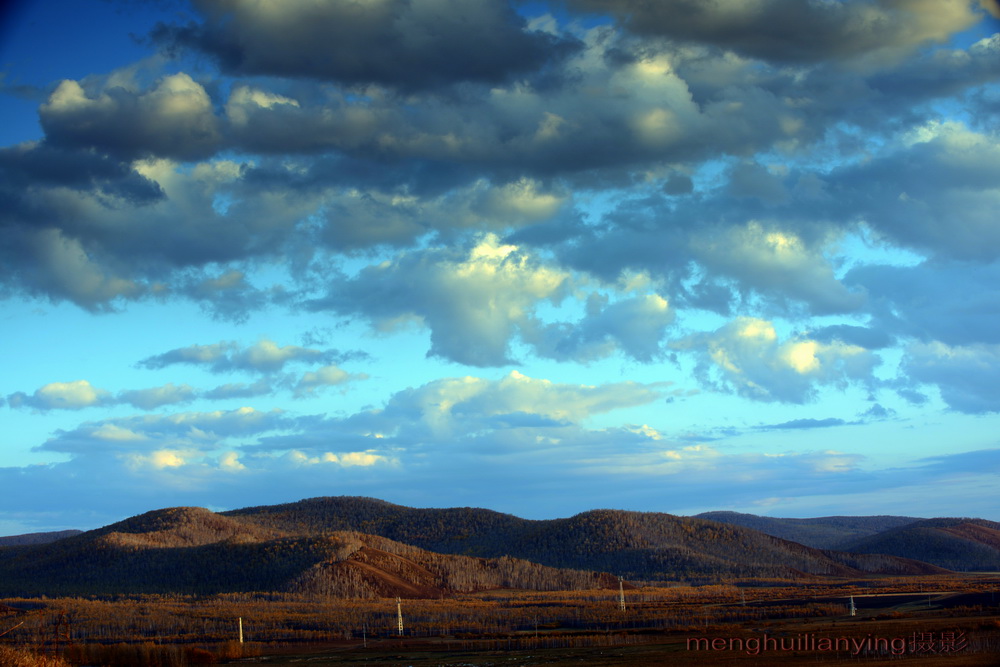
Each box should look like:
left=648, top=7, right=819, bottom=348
left=310, top=234, right=572, bottom=366
left=127, top=449, right=190, bottom=470
left=7, top=380, right=112, bottom=411
left=674, top=317, right=877, bottom=403
left=219, top=451, right=246, bottom=471
left=284, top=450, right=391, bottom=468
left=692, top=221, right=864, bottom=314
left=380, top=370, right=666, bottom=438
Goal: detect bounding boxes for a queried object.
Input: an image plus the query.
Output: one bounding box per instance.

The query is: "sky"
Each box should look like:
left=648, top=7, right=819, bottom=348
left=1, top=0, right=1000, bottom=535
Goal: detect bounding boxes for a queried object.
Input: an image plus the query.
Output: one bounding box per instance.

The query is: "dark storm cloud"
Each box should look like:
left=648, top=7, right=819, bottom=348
left=152, top=0, right=579, bottom=91
left=566, top=0, right=981, bottom=64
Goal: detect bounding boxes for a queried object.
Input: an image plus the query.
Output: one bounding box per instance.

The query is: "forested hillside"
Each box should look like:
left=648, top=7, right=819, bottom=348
left=695, top=511, right=921, bottom=549
left=0, top=507, right=615, bottom=597
left=225, top=497, right=944, bottom=580
left=0, top=498, right=963, bottom=598
left=839, top=518, right=1000, bottom=571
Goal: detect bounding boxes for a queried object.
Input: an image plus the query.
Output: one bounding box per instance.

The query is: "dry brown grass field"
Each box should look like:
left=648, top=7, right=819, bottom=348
left=1, top=574, right=998, bottom=665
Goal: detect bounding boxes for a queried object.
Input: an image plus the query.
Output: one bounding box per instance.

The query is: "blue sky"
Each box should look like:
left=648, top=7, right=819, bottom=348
left=2, top=0, right=1000, bottom=534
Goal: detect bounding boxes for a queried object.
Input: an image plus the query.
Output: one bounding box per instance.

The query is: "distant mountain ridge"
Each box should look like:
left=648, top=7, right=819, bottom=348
left=694, top=511, right=922, bottom=549
left=0, top=529, right=83, bottom=547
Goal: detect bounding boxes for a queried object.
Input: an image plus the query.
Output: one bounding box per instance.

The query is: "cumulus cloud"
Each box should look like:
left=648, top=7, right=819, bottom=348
left=283, top=450, right=390, bottom=468
left=673, top=317, right=877, bottom=403
left=308, top=235, right=572, bottom=366
left=152, top=0, right=579, bottom=91
left=6, top=14, right=998, bottom=319
left=40, top=73, right=221, bottom=160
left=692, top=221, right=865, bottom=315
left=7, top=380, right=112, bottom=411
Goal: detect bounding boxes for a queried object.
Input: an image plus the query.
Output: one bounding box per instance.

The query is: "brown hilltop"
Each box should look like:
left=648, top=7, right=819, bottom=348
left=90, top=506, right=285, bottom=549
left=0, top=507, right=618, bottom=598
left=225, top=496, right=949, bottom=581
left=0, top=497, right=962, bottom=599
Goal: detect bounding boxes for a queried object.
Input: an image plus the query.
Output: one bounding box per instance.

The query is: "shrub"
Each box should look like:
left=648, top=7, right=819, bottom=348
left=0, top=645, right=71, bottom=667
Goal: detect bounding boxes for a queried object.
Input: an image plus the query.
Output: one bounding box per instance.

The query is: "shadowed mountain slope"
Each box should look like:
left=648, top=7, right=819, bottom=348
left=694, top=511, right=922, bottom=549
left=0, top=530, right=82, bottom=547
left=839, top=518, right=1000, bottom=571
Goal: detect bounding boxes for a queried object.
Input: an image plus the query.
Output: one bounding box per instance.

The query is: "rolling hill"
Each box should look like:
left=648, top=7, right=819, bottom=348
left=223, top=497, right=944, bottom=581
left=0, top=498, right=960, bottom=598
left=0, top=506, right=616, bottom=597
left=694, top=511, right=921, bottom=549
left=838, top=518, right=1000, bottom=571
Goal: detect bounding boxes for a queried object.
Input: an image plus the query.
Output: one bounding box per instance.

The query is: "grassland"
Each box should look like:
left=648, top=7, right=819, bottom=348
left=2, top=573, right=998, bottom=665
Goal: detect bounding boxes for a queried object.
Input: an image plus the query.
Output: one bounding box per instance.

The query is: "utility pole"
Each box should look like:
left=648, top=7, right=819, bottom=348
left=618, top=577, right=626, bottom=612
left=396, top=597, right=404, bottom=636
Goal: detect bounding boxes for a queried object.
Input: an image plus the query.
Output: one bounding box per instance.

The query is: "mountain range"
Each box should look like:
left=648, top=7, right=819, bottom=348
left=693, top=511, right=1000, bottom=571
left=2, top=497, right=996, bottom=598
